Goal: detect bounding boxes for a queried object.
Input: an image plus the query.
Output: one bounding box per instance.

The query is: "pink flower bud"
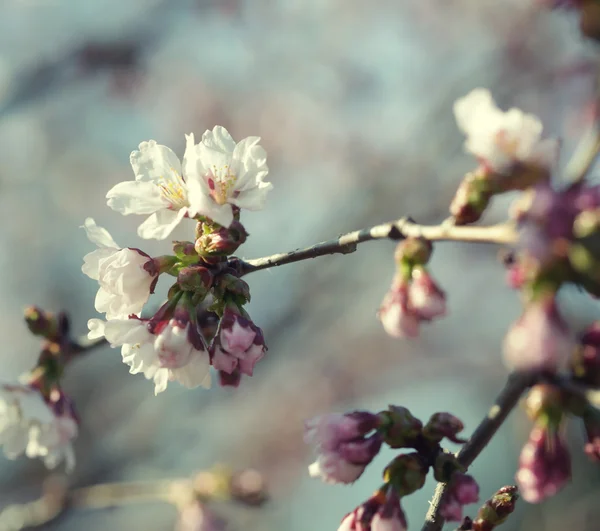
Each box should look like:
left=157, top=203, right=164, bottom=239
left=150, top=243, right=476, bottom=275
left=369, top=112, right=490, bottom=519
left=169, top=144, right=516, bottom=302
left=440, top=474, right=480, bottom=522
left=378, top=277, right=419, bottom=338
left=305, top=412, right=382, bottom=484
left=503, top=297, right=574, bottom=373
left=409, top=268, right=446, bottom=320
left=378, top=269, right=446, bottom=339
left=210, top=308, right=266, bottom=381
left=371, top=491, right=408, bottom=531
left=516, top=424, right=571, bottom=503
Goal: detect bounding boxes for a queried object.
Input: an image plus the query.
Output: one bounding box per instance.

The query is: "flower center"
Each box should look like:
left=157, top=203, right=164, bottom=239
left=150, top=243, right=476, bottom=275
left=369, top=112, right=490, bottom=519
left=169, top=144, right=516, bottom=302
left=159, top=168, right=188, bottom=209
left=207, top=164, right=237, bottom=205
left=495, top=130, right=520, bottom=158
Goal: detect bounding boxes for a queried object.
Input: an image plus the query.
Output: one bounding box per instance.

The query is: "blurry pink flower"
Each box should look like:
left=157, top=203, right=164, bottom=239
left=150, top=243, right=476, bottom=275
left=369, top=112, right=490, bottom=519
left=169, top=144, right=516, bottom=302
left=378, top=270, right=446, bottom=338
left=439, top=473, right=479, bottom=522
left=516, top=424, right=571, bottom=503
left=305, top=412, right=382, bottom=484
left=503, top=297, right=574, bottom=372
left=409, top=268, right=447, bottom=320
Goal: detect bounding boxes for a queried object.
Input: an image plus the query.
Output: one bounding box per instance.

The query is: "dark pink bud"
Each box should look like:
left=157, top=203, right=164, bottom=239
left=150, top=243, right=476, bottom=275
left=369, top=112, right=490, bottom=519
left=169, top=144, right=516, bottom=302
left=210, top=307, right=266, bottom=384
left=305, top=412, right=382, bottom=485
left=371, top=490, right=408, bottom=531
left=516, top=424, right=571, bottom=503
left=423, top=412, right=466, bottom=444
left=440, top=474, right=479, bottom=522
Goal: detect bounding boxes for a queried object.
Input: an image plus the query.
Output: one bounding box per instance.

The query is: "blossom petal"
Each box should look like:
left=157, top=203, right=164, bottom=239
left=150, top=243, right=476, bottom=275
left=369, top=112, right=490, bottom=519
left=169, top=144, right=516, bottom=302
left=130, top=140, right=182, bottom=183
left=187, top=180, right=234, bottom=226
left=230, top=181, right=273, bottom=211
left=87, top=318, right=106, bottom=340
left=82, top=248, right=118, bottom=280
left=81, top=218, right=119, bottom=249
left=201, top=126, right=236, bottom=154
left=170, top=352, right=211, bottom=389
left=106, top=180, right=167, bottom=215
left=137, top=208, right=188, bottom=240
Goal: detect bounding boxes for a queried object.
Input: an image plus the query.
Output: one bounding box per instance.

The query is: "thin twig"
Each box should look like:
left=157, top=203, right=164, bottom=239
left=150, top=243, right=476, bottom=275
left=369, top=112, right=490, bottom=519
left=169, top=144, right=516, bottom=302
left=421, top=372, right=536, bottom=531
left=237, top=218, right=517, bottom=276
left=0, top=468, right=267, bottom=531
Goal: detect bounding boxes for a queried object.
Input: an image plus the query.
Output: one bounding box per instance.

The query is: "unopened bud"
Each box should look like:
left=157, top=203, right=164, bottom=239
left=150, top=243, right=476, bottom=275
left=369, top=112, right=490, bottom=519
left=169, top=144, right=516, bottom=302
left=379, top=406, right=423, bottom=448
left=195, top=221, right=248, bottom=258
left=173, top=241, right=198, bottom=259
left=472, top=485, right=519, bottom=531
left=214, top=274, right=251, bottom=304
left=24, top=307, right=69, bottom=342
left=395, top=237, right=432, bottom=267
left=423, top=412, right=467, bottom=444
left=433, top=452, right=465, bottom=483
left=450, top=170, right=494, bottom=225
left=178, top=266, right=214, bottom=296
left=383, top=452, right=428, bottom=496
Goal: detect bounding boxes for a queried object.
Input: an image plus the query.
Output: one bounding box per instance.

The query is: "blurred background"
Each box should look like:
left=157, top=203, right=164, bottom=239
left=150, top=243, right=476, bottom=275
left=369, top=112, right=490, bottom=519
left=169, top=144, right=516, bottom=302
left=0, top=0, right=600, bottom=529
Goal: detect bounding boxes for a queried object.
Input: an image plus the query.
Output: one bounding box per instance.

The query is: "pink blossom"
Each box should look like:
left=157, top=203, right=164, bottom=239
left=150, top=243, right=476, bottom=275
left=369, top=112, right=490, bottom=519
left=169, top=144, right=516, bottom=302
left=439, top=474, right=479, bottom=522
left=503, top=296, right=574, bottom=372
left=516, top=424, right=571, bottom=503
left=305, top=412, right=382, bottom=484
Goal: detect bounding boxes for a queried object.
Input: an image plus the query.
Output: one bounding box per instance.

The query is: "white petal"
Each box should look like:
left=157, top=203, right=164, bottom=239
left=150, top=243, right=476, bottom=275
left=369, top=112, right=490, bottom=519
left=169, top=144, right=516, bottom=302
left=81, top=218, right=119, bottom=249
left=82, top=248, right=118, bottom=280
left=170, top=352, right=211, bottom=389
left=230, top=181, right=273, bottom=211
left=87, top=318, right=106, bottom=340
left=201, top=126, right=236, bottom=154
left=153, top=369, right=170, bottom=395
left=231, top=136, right=269, bottom=191
left=106, top=180, right=167, bottom=215
left=130, top=140, right=182, bottom=183
left=187, top=181, right=234, bottom=227
left=137, top=208, right=188, bottom=240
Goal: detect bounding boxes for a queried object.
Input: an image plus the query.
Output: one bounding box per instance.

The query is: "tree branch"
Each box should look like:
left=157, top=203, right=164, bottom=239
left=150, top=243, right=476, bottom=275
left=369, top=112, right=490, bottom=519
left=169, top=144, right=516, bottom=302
left=236, top=218, right=517, bottom=276
left=420, top=372, right=536, bottom=531
left=0, top=467, right=267, bottom=530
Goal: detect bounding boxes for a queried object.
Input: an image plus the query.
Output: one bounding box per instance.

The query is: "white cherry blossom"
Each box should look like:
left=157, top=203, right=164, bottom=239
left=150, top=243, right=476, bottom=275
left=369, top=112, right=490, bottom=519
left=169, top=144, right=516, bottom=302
left=82, top=218, right=156, bottom=319
left=89, top=316, right=211, bottom=395
left=453, top=88, right=557, bottom=174
left=184, top=126, right=273, bottom=228
left=0, top=384, right=77, bottom=471
left=106, top=128, right=272, bottom=237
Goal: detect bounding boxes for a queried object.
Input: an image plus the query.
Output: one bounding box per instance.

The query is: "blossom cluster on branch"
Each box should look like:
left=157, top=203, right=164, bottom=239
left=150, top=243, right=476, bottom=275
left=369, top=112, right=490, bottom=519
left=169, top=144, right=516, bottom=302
left=0, top=3, right=600, bottom=531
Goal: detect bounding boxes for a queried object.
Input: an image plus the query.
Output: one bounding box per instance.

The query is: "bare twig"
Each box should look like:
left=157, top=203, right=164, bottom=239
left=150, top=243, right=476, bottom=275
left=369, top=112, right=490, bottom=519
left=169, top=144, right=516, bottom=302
left=421, top=372, right=536, bottom=531
left=0, top=467, right=267, bottom=531
left=237, top=218, right=517, bottom=276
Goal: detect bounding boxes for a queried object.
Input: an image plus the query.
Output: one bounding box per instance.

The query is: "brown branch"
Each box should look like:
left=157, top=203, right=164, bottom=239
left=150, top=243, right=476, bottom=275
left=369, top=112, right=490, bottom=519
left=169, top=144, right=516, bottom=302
left=421, top=372, right=536, bottom=531
left=237, top=218, right=517, bottom=276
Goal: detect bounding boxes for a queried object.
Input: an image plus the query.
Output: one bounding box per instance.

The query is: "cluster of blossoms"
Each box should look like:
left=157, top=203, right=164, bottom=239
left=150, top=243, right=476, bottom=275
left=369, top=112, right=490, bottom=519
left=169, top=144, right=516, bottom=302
left=83, top=126, right=272, bottom=394
left=304, top=407, right=480, bottom=530
left=0, top=308, right=79, bottom=470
